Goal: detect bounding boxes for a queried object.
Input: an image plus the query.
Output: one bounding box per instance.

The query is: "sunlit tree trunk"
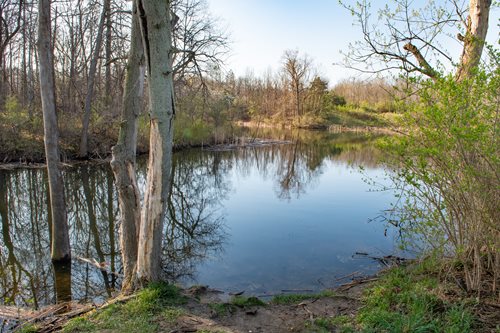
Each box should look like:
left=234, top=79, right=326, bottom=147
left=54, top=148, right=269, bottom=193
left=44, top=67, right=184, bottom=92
left=37, top=0, right=71, bottom=263
left=110, top=1, right=144, bottom=292
left=456, top=0, right=492, bottom=81
left=136, top=0, right=175, bottom=284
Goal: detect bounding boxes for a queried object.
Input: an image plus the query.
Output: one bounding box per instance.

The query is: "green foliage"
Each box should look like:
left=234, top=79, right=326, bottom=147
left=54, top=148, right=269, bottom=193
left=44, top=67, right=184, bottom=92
left=323, top=91, right=347, bottom=109
left=3, top=96, right=31, bottom=125
left=0, top=96, right=46, bottom=160
left=272, top=290, right=335, bottom=305
left=174, top=113, right=213, bottom=145
left=382, top=66, right=500, bottom=292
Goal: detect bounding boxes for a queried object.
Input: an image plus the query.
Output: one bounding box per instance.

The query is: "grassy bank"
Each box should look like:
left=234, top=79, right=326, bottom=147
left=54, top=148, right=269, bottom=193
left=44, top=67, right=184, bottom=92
left=307, top=261, right=486, bottom=333
left=244, top=105, right=401, bottom=131
left=16, top=258, right=496, bottom=333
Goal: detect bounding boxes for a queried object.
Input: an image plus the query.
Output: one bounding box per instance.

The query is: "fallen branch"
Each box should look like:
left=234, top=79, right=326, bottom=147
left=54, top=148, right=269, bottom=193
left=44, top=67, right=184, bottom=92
left=337, top=277, right=379, bottom=291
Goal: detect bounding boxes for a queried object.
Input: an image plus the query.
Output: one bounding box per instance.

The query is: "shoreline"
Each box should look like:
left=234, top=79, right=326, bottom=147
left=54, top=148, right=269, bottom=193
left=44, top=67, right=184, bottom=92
left=0, top=125, right=391, bottom=169
left=6, top=258, right=498, bottom=332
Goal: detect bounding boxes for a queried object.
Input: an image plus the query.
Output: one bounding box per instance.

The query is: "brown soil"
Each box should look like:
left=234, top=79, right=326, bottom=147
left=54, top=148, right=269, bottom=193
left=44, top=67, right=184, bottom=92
left=162, top=284, right=367, bottom=333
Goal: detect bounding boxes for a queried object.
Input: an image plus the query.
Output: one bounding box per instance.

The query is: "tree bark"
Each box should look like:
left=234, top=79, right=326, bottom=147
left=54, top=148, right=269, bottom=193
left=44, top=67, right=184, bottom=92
left=79, top=0, right=111, bottom=158
left=456, top=0, right=492, bottom=81
left=403, top=43, right=437, bottom=79
left=37, top=0, right=71, bottom=263
left=135, top=0, right=175, bottom=284
left=110, top=1, right=144, bottom=292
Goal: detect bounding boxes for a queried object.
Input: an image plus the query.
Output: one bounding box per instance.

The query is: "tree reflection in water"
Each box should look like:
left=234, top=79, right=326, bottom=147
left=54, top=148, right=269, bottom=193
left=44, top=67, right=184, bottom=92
left=163, top=151, right=229, bottom=280
left=0, top=153, right=230, bottom=307
left=0, top=130, right=384, bottom=307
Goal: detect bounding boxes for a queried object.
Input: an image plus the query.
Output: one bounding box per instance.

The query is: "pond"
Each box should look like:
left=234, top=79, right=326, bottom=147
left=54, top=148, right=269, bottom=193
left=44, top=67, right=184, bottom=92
left=0, top=129, right=402, bottom=309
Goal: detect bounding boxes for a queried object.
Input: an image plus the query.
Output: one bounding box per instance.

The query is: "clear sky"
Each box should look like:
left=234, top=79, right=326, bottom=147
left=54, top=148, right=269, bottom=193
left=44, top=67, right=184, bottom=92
left=207, top=0, right=500, bottom=86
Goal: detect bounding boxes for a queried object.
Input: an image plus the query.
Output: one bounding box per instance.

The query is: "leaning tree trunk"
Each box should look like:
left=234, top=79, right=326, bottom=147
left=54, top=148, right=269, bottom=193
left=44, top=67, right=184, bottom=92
left=110, top=1, right=145, bottom=292
left=456, top=0, right=492, bottom=81
left=37, top=0, right=71, bottom=263
left=79, top=0, right=111, bottom=158
left=135, top=0, right=176, bottom=284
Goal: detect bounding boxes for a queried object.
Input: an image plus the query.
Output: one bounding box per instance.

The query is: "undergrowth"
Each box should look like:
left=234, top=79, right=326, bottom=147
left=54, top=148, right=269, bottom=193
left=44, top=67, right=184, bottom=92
left=62, top=283, right=187, bottom=332
left=306, top=261, right=479, bottom=333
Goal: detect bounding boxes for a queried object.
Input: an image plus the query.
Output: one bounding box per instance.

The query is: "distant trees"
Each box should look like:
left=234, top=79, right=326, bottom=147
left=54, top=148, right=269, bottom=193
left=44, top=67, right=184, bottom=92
left=304, top=76, right=328, bottom=115
left=282, top=50, right=312, bottom=118
left=0, top=0, right=24, bottom=108
left=79, top=0, right=112, bottom=158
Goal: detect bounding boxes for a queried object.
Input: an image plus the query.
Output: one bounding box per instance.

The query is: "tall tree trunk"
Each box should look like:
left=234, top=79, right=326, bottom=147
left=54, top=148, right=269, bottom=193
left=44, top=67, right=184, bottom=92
left=135, top=0, right=175, bottom=284
left=37, top=0, right=71, bottom=263
left=110, top=1, right=144, bottom=292
left=79, top=0, right=111, bottom=158
left=456, top=0, right=492, bottom=81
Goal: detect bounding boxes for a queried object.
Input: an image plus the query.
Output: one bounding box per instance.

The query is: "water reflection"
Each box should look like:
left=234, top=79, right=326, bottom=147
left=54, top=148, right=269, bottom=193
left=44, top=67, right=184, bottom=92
left=163, top=151, right=229, bottom=280
left=0, top=130, right=389, bottom=308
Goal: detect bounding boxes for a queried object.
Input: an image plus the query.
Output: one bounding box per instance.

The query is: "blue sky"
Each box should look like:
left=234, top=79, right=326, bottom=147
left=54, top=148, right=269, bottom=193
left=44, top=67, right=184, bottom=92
left=207, top=0, right=500, bottom=85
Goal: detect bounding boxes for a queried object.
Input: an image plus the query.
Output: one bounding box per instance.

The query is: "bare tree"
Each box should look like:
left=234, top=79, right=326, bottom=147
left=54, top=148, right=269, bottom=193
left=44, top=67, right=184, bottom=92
left=79, top=0, right=111, bottom=158
left=340, top=0, right=492, bottom=80
left=171, top=0, right=229, bottom=81
left=0, top=0, right=24, bottom=106
left=282, top=49, right=311, bottom=118
left=37, top=0, right=71, bottom=263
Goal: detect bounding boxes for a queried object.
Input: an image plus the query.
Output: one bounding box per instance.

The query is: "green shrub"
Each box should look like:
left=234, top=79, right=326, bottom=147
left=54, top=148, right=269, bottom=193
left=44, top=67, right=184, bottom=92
left=382, top=66, right=500, bottom=293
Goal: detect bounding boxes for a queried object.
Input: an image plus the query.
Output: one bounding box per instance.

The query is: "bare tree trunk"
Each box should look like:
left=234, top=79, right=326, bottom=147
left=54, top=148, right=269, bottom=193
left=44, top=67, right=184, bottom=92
left=79, top=0, right=110, bottom=158
left=110, top=1, right=144, bottom=292
left=136, top=0, right=175, bottom=284
left=456, top=0, right=492, bottom=81
left=37, top=0, right=71, bottom=263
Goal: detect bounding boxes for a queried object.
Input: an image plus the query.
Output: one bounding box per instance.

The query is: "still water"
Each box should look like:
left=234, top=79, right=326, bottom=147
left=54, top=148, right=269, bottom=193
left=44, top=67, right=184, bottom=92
left=0, top=130, right=401, bottom=308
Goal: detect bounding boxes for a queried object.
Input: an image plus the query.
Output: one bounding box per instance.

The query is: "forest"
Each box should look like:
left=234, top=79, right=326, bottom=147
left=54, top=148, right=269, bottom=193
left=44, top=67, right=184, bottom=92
left=0, top=0, right=498, bottom=332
